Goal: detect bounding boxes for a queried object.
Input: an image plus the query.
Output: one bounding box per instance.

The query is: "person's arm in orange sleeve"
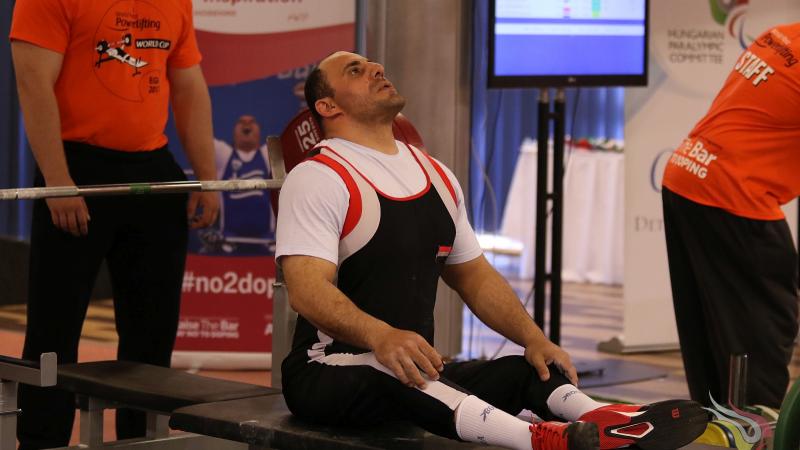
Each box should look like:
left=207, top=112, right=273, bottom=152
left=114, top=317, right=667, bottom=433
left=169, top=64, right=220, bottom=229
left=11, top=41, right=90, bottom=237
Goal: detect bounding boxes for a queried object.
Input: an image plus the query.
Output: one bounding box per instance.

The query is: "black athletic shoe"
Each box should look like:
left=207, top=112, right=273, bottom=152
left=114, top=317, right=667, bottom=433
left=578, top=399, right=709, bottom=449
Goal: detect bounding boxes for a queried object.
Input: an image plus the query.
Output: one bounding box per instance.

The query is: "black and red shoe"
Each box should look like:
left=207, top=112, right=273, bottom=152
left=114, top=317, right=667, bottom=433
left=578, top=399, right=708, bottom=449
left=530, top=420, right=599, bottom=450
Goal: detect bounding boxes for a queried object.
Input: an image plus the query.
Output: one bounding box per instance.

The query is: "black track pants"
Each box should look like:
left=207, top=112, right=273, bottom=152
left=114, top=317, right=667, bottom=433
left=662, top=187, right=799, bottom=408
left=18, top=142, right=189, bottom=449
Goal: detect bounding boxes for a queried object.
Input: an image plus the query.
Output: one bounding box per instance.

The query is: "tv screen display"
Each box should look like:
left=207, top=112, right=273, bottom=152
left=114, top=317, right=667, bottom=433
left=489, top=0, right=649, bottom=88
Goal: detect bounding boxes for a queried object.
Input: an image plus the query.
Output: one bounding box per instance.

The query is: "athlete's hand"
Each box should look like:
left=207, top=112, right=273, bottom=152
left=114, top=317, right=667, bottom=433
left=371, top=327, right=444, bottom=389
left=46, top=196, right=90, bottom=236
left=188, top=191, right=220, bottom=229
left=524, top=339, right=578, bottom=386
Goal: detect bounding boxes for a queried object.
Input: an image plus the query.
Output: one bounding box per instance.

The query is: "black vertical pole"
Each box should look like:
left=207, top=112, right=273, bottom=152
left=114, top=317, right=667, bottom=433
left=355, top=0, right=367, bottom=55
left=728, top=354, right=749, bottom=409
left=1, top=1, right=20, bottom=237
left=550, top=89, right=566, bottom=345
left=534, top=89, right=550, bottom=330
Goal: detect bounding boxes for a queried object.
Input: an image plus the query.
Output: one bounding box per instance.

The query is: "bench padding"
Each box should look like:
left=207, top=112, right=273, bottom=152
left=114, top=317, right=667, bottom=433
left=58, top=361, right=278, bottom=414
left=171, top=395, right=723, bottom=450
left=169, top=394, right=504, bottom=449
left=55, top=361, right=718, bottom=450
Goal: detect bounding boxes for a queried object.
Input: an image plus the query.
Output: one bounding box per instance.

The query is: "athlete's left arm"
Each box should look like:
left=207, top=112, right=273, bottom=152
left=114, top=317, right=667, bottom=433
left=169, top=64, right=220, bottom=229
left=442, top=256, right=578, bottom=385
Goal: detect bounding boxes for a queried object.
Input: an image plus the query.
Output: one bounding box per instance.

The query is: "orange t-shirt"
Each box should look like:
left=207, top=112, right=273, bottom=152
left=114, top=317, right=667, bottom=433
left=9, top=0, right=202, bottom=152
left=662, top=23, right=800, bottom=220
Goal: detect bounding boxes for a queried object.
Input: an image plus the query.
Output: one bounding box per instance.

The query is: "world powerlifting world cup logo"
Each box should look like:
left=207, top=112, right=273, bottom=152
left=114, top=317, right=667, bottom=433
left=93, top=0, right=172, bottom=102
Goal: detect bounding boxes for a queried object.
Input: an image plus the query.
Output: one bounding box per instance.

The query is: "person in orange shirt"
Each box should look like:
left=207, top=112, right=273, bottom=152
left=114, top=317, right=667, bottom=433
left=662, top=23, right=800, bottom=409
left=9, top=0, right=220, bottom=447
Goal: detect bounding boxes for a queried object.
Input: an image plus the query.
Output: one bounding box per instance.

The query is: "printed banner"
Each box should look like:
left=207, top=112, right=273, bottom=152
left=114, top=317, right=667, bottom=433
left=194, top=0, right=355, bottom=86
left=178, top=255, right=275, bottom=347
left=611, top=0, right=800, bottom=352
left=169, top=0, right=355, bottom=369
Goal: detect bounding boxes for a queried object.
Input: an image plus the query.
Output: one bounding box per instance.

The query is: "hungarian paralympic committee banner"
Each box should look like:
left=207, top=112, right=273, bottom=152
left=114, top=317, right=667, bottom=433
left=605, top=0, right=800, bottom=353
left=167, top=0, right=355, bottom=369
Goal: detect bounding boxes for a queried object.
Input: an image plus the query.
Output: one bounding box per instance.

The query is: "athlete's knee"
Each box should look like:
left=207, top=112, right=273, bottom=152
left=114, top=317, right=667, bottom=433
left=496, top=355, right=564, bottom=380
left=495, top=355, right=572, bottom=390
left=495, top=354, right=533, bottom=373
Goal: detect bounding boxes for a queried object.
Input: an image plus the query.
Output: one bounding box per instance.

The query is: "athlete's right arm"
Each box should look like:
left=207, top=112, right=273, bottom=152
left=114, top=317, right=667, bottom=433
left=11, top=41, right=90, bottom=236
left=281, top=255, right=443, bottom=388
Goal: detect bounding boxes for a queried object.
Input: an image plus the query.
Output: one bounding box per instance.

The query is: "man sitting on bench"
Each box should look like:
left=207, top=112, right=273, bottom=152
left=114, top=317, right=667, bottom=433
left=275, top=51, right=709, bottom=450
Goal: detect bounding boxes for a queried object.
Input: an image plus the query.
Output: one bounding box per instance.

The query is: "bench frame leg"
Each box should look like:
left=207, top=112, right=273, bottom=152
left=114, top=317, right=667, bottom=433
left=53, top=433, right=248, bottom=449
left=0, top=380, right=20, bottom=450
left=80, top=397, right=106, bottom=447
left=68, top=396, right=245, bottom=450
left=77, top=398, right=176, bottom=447
left=145, top=413, right=169, bottom=439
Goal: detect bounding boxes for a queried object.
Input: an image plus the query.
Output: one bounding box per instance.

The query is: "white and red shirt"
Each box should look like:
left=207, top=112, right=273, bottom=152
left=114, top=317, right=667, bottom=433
left=277, top=137, right=483, bottom=372
left=276, top=138, right=482, bottom=266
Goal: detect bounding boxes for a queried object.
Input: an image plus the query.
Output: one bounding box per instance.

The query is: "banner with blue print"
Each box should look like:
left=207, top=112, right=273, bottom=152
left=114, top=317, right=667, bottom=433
left=167, top=0, right=355, bottom=370
left=184, top=70, right=312, bottom=258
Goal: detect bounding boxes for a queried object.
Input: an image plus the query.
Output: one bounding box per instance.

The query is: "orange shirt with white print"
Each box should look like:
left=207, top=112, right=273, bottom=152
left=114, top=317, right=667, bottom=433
left=9, top=0, right=202, bottom=152
left=662, top=23, right=800, bottom=220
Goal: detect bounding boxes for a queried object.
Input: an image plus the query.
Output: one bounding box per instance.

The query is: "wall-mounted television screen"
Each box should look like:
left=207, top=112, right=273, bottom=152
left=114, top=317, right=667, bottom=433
left=489, top=0, right=649, bottom=88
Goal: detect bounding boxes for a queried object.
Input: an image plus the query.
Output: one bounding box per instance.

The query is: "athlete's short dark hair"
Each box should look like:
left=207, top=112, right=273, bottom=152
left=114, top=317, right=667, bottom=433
left=304, top=66, right=334, bottom=130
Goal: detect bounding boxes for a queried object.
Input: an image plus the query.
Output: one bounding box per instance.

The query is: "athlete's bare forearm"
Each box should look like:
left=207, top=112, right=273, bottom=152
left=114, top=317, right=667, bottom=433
left=444, top=255, right=577, bottom=383
left=443, top=255, right=548, bottom=348
left=282, top=254, right=443, bottom=387
left=281, top=255, right=390, bottom=350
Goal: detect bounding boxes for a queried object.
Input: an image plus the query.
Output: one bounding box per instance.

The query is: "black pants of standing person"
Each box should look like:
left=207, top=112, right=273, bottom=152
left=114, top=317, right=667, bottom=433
left=17, top=142, right=189, bottom=449
left=662, top=187, right=799, bottom=408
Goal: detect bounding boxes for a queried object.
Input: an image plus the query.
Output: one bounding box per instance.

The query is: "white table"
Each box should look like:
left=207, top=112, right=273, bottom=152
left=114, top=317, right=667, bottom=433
left=499, top=139, right=624, bottom=284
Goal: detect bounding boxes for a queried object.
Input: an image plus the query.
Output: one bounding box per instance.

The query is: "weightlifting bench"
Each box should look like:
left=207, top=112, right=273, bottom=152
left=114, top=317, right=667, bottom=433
left=61, top=361, right=501, bottom=449
left=1, top=355, right=511, bottom=449
left=55, top=361, right=754, bottom=450
left=57, top=360, right=278, bottom=449
left=0, top=355, right=276, bottom=450
left=170, top=394, right=503, bottom=449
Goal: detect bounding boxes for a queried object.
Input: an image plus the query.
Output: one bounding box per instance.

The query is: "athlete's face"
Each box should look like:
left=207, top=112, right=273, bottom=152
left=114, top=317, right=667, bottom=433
left=318, top=51, right=406, bottom=124
left=233, top=115, right=260, bottom=152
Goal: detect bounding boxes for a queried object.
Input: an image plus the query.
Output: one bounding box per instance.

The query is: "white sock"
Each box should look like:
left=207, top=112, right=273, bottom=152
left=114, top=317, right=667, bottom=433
left=455, top=395, right=532, bottom=450
left=546, top=384, right=609, bottom=421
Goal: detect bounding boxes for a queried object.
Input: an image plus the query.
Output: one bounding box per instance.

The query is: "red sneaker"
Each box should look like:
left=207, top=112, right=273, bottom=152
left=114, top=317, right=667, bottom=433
left=578, top=399, right=708, bottom=449
left=530, top=420, right=599, bottom=450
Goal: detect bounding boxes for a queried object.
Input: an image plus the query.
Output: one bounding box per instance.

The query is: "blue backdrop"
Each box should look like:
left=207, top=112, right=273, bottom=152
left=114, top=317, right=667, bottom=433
left=0, top=0, right=33, bottom=240
left=165, top=68, right=312, bottom=170
left=165, top=66, right=313, bottom=256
